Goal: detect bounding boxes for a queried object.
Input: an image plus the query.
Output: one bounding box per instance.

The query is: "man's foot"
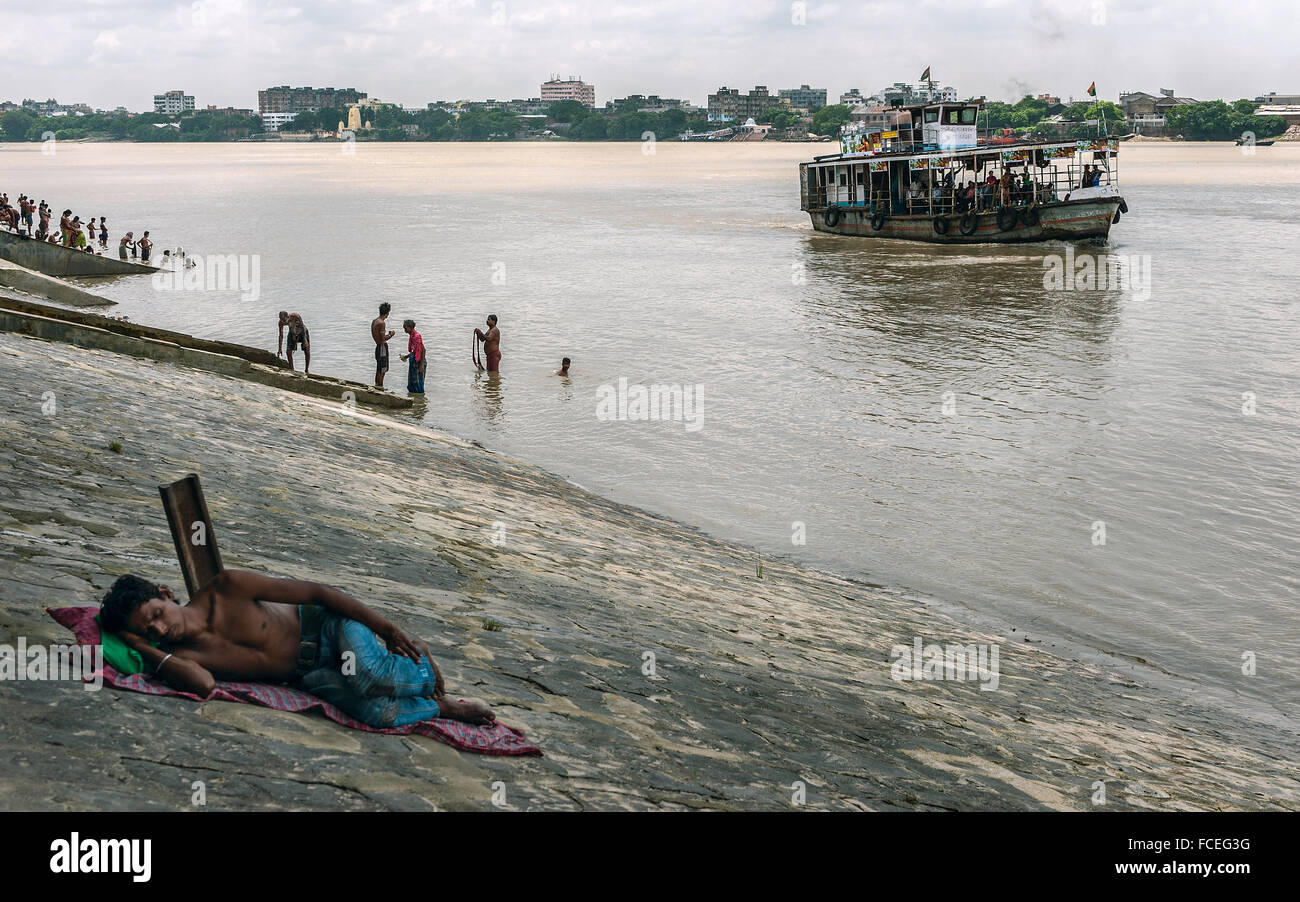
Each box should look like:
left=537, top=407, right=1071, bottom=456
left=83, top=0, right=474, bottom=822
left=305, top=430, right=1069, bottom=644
left=438, top=697, right=495, bottom=725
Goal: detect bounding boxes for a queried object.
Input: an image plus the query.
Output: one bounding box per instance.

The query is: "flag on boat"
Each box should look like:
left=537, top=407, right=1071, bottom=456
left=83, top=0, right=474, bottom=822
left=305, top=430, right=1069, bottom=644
left=921, top=66, right=931, bottom=82
left=1087, top=81, right=1097, bottom=97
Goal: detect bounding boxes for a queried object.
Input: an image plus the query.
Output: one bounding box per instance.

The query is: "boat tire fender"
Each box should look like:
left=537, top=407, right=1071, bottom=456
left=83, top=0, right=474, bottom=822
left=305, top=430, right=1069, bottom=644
left=1113, top=209, right=1122, bottom=224
left=1119, top=199, right=1129, bottom=214
left=932, top=216, right=949, bottom=235
left=997, top=208, right=1018, bottom=232
left=1020, top=206, right=1041, bottom=227
left=824, top=206, right=842, bottom=228
left=959, top=212, right=979, bottom=236
left=870, top=212, right=887, bottom=231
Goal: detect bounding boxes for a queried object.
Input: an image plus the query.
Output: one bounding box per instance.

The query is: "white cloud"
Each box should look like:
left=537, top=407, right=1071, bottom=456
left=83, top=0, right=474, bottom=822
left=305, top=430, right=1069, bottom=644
left=1, top=0, right=1292, bottom=110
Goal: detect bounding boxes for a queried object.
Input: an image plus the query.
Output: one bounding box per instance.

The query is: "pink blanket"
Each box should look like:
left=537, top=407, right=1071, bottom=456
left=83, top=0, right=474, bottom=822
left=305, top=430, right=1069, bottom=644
left=48, top=606, right=541, bottom=757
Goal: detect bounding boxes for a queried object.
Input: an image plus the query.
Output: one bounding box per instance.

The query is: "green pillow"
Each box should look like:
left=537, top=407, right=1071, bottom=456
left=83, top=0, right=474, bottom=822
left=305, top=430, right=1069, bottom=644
left=95, top=615, right=156, bottom=675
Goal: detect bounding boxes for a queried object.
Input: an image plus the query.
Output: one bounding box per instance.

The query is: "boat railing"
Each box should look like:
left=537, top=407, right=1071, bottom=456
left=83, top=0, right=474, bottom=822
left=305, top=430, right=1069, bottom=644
left=811, top=146, right=1119, bottom=218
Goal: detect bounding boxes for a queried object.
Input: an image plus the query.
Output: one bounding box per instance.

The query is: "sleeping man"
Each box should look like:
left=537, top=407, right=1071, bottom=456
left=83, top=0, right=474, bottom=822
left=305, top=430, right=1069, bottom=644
left=99, top=570, right=495, bottom=727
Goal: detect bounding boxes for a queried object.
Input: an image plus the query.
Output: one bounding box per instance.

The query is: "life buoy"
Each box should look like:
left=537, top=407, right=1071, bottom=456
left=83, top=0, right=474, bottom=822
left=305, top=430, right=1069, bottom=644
left=1020, top=206, right=1040, bottom=227
left=959, top=212, right=979, bottom=236
left=824, top=206, right=841, bottom=228
left=996, top=208, right=1018, bottom=231
left=932, top=216, right=949, bottom=235
left=870, top=212, right=887, bottom=231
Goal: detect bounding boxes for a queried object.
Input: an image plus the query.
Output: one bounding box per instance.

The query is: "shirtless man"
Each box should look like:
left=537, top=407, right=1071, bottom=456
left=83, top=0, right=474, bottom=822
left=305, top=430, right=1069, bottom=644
left=372, top=302, right=395, bottom=388
left=474, top=314, right=501, bottom=373
left=555, top=357, right=571, bottom=377
left=99, top=571, right=495, bottom=727
left=277, top=311, right=311, bottom=373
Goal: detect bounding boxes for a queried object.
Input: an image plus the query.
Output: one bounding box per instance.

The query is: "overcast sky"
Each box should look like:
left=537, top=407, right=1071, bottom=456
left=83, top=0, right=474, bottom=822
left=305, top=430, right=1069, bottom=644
left=0, top=0, right=1291, bottom=110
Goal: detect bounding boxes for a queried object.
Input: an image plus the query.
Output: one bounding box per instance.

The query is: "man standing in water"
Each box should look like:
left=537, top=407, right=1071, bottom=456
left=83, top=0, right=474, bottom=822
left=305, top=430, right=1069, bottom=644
left=474, top=314, right=501, bottom=373
left=277, top=311, right=311, bottom=373
left=399, top=318, right=426, bottom=395
left=372, top=302, right=395, bottom=388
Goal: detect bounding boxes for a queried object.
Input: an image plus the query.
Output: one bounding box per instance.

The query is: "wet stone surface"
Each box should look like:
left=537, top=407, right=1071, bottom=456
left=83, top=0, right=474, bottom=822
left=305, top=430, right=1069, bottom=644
left=0, top=330, right=1297, bottom=811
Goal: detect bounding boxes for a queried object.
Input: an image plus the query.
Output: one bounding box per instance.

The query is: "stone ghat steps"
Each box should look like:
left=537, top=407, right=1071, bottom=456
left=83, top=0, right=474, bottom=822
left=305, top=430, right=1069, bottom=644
left=0, top=297, right=409, bottom=411
left=0, top=229, right=159, bottom=277
left=0, top=259, right=116, bottom=308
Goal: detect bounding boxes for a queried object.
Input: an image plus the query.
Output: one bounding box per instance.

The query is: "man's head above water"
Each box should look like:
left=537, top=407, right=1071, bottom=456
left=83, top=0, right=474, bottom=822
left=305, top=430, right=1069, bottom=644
left=100, top=574, right=183, bottom=640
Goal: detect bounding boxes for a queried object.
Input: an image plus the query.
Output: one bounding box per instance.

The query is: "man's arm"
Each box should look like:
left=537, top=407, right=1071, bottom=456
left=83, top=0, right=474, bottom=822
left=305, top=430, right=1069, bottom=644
left=221, top=569, right=426, bottom=661
left=277, top=322, right=284, bottom=356
left=121, top=632, right=216, bottom=697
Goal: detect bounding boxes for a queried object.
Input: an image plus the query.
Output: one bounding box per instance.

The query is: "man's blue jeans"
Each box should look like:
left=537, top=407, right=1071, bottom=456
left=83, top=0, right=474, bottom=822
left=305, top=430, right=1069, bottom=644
left=298, top=612, right=440, bottom=727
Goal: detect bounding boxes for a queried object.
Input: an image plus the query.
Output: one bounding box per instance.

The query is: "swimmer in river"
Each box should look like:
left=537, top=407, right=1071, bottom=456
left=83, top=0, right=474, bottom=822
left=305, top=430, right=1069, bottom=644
left=474, top=314, right=501, bottom=373
left=372, top=302, right=395, bottom=388
left=99, top=571, right=495, bottom=726
left=555, top=357, right=571, bottom=376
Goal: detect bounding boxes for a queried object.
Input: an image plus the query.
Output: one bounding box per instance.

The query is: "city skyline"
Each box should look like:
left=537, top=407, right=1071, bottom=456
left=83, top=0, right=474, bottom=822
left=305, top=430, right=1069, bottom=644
left=0, top=0, right=1293, bottom=112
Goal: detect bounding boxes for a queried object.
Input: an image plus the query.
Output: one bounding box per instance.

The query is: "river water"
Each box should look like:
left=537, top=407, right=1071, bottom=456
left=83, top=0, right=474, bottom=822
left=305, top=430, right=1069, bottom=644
left=5, top=140, right=1298, bottom=723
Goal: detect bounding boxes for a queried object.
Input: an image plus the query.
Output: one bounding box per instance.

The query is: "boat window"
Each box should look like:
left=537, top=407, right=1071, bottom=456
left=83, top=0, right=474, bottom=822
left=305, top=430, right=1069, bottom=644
left=947, top=110, right=959, bottom=124
left=924, top=110, right=939, bottom=123
left=960, top=108, right=977, bottom=124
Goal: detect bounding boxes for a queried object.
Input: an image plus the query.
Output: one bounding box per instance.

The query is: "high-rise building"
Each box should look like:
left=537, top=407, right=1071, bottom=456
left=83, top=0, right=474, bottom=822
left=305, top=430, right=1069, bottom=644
left=706, top=86, right=790, bottom=122
left=778, top=85, right=827, bottom=112
left=540, top=76, right=595, bottom=108
left=258, top=86, right=367, bottom=115
left=603, top=95, right=694, bottom=115
left=154, top=90, right=195, bottom=114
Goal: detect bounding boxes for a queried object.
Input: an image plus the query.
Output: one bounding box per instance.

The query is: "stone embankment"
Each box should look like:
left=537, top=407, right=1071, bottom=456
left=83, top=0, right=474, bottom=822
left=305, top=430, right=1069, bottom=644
left=2, top=330, right=1298, bottom=810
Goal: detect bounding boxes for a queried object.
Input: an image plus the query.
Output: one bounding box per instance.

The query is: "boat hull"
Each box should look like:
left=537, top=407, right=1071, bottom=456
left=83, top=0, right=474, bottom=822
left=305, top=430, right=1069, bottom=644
left=808, top=197, right=1123, bottom=243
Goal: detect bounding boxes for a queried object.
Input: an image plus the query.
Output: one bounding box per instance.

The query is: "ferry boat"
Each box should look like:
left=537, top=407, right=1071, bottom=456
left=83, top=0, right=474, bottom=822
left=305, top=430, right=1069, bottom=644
left=799, top=98, right=1128, bottom=243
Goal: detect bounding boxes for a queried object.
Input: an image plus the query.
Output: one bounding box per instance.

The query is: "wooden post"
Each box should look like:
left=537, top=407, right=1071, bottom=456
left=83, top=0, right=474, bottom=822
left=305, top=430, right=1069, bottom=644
left=158, top=474, right=223, bottom=601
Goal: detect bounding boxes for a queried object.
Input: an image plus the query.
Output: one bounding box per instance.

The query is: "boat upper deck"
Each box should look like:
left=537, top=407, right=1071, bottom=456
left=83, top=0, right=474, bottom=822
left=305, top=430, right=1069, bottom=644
left=809, top=135, right=1116, bottom=167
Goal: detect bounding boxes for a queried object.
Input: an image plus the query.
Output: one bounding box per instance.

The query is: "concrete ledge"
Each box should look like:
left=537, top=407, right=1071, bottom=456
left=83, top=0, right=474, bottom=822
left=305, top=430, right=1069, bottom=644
left=0, top=293, right=283, bottom=367
left=0, top=230, right=158, bottom=276
left=0, top=308, right=410, bottom=410
left=0, top=260, right=117, bottom=308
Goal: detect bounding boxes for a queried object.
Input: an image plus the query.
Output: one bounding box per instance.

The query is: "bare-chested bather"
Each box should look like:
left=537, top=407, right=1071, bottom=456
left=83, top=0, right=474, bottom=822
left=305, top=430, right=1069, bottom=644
left=100, top=570, right=495, bottom=726
left=372, top=302, right=395, bottom=388
left=474, top=314, right=501, bottom=373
